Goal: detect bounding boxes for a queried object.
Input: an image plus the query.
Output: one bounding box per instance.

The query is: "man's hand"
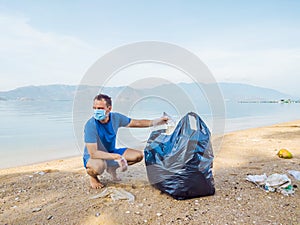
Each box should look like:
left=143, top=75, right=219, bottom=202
left=152, top=116, right=169, bottom=126
left=111, top=153, right=122, bottom=160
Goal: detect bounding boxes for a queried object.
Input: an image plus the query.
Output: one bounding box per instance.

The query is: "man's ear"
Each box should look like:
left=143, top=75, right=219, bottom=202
left=108, top=106, right=112, bottom=111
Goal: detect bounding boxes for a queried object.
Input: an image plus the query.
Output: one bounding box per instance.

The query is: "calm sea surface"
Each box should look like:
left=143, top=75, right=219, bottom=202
left=0, top=100, right=299, bottom=168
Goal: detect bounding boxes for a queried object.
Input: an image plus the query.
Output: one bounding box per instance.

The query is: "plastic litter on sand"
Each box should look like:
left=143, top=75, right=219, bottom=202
left=90, top=187, right=135, bottom=202
left=288, top=170, right=300, bottom=181
left=246, top=173, right=295, bottom=195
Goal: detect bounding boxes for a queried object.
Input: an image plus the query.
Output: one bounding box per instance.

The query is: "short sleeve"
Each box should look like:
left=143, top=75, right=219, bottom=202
left=113, top=112, right=131, bottom=127
left=84, top=118, right=98, bottom=143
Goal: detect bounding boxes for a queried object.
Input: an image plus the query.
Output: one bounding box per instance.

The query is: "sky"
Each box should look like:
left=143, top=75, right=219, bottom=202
left=0, top=0, right=300, bottom=96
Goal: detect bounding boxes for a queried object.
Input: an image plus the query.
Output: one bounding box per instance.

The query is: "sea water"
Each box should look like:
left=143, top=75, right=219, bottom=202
left=0, top=100, right=78, bottom=168
left=0, top=99, right=299, bottom=168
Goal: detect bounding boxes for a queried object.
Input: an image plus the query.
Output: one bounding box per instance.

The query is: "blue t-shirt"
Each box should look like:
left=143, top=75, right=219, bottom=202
left=83, top=112, right=131, bottom=168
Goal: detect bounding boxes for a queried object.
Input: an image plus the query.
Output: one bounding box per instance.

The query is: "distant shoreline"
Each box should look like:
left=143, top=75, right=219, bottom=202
left=238, top=99, right=300, bottom=103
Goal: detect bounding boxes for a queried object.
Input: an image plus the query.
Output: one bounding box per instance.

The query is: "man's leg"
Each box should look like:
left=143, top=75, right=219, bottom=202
left=123, top=148, right=143, bottom=165
left=86, top=159, right=106, bottom=189
left=106, top=165, right=121, bottom=181
left=106, top=149, right=143, bottom=181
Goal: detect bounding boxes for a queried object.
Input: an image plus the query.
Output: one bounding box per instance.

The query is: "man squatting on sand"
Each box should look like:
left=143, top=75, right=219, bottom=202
left=83, top=94, right=169, bottom=188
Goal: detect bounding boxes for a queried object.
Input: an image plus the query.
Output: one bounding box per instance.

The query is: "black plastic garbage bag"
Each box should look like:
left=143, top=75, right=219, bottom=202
left=144, top=112, right=215, bottom=200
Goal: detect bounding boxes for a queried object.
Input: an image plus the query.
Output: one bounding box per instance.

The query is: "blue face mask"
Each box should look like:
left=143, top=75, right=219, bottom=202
left=93, top=109, right=107, bottom=121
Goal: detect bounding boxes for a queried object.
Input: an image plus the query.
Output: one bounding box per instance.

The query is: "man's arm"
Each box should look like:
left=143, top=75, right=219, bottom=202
left=86, top=143, right=122, bottom=160
left=127, top=117, right=168, bottom=128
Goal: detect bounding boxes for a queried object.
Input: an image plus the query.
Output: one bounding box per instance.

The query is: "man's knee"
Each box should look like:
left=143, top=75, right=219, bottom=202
left=136, top=152, right=143, bottom=162
left=86, top=159, right=107, bottom=175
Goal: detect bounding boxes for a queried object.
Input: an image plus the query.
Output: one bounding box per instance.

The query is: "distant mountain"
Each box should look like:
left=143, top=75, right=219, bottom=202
left=0, top=82, right=297, bottom=102
left=0, top=84, right=76, bottom=101
left=218, top=82, right=295, bottom=101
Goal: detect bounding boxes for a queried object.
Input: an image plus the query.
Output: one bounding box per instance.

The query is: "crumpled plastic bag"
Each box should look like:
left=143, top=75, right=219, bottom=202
left=246, top=174, right=267, bottom=186
left=265, top=174, right=291, bottom=194
left=288, top=170, right=300, bottom=181
left=246, top=173, right=294, bottom=195
left=163, top=112, right=176, bottom=134
left=90, top=187, right=135, bottom=202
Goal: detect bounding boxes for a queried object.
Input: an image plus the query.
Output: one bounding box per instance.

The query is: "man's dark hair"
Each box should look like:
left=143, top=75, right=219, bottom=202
left=94, top=94, right=112, bottom=107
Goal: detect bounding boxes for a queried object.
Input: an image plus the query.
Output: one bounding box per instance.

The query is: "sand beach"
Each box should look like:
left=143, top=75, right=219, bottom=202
left=1, top=120, right=299, bottom=225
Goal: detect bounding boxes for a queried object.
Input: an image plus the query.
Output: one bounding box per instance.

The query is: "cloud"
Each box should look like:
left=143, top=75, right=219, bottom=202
left=0, top=12, right=299, bottom=97
left=199, top=48, right=300, bottom=96
left=0, top=13, right=97, bottom=90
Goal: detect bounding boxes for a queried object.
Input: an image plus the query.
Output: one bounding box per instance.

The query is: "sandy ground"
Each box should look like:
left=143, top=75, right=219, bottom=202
left=1, top=120, right=299, bottom=225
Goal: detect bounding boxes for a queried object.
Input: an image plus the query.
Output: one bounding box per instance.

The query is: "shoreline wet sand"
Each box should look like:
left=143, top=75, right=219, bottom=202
left=1, top=120, right=299, bottom=224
